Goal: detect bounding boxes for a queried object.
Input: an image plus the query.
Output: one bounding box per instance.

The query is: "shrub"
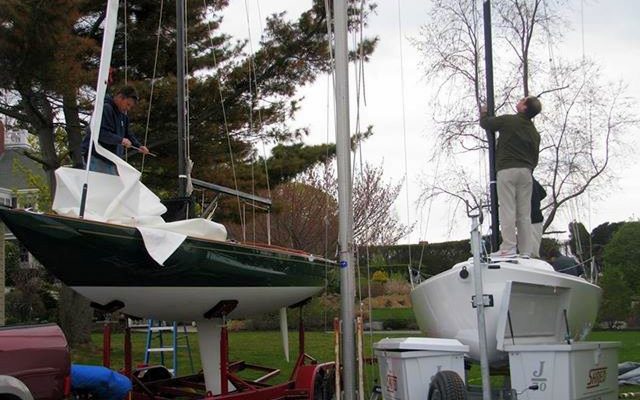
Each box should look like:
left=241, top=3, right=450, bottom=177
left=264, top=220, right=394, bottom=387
left=384, top=278, right=411, bottom=295
left=598, top=268, right=632, bottom=328
left=372, top=270, right=389, bottom=283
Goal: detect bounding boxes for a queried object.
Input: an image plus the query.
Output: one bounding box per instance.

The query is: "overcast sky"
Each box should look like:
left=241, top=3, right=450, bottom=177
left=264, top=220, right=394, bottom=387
left=220, top=0, right=640, bottom=244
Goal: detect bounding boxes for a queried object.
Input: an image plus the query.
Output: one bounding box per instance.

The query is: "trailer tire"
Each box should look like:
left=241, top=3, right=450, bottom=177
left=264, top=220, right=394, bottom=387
left=428, top=370, right=467, bottom=400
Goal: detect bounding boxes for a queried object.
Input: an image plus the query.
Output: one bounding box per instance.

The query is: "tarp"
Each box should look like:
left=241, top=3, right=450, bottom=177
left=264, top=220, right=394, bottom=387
left=52, top=140, right=227, bottom=265
left=71, top=364, right=132, bottom=400
left=619, top=361, right=640, bottom=385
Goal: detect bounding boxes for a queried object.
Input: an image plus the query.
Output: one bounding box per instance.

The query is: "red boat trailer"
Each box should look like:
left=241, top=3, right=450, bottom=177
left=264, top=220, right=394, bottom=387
left=100, top=303, right=337, bottom=400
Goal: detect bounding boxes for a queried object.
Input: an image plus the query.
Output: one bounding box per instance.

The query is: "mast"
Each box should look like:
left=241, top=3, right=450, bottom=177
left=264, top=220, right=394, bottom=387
left=483, top=0, right=499, bottom=250
left=334, top=0, right=356, bottom=398
left=176, top=0, right=187, bottom=199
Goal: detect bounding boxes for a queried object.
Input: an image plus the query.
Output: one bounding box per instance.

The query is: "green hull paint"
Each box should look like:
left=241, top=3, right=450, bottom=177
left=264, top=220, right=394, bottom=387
left=0, top=208, right=332, bottom=288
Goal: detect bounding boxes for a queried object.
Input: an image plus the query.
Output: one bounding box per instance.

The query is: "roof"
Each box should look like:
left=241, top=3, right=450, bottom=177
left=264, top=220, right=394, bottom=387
left=0, top=148, right=47, bottom=191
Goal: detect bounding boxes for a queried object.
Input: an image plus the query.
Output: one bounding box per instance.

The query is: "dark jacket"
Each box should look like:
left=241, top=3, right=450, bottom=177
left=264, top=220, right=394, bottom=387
left=81, top=96, right=141, bottom=161
left=551, top=255, right=584, bottom=277
left=531, top=178, right=547, bottom=224
left=480, top=112, right=540, bottom=171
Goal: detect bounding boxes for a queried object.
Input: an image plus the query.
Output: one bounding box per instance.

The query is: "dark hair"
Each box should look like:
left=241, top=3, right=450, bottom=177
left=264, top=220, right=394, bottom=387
left=524, top=96, right=541, bottom=119
left=116, top=85, right=139, bottom=101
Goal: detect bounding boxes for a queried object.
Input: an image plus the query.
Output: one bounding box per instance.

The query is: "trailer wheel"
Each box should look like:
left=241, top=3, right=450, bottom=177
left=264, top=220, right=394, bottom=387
left=428, top=370, right=467, bottom=400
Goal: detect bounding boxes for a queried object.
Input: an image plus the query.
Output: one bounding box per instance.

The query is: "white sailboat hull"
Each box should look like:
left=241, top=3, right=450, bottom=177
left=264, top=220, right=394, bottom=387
left=73, top=286, right=323, bottom=321
left=411, top=257, right=601, bottom=366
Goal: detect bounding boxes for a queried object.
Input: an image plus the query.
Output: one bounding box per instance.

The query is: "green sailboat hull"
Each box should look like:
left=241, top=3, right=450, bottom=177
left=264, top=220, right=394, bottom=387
left=0, top=208, right=332, bottom=320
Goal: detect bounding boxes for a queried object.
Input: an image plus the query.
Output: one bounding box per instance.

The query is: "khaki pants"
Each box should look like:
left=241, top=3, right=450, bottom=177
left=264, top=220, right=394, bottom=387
left=531, top=222, right=543, bottom=257
left=497, top=168, right=533, bottom=255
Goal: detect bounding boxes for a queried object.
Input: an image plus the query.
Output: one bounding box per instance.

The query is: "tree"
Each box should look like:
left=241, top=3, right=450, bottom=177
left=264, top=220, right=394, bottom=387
left=225, top=162, right=411, bottom=254
left=352, top=164, right=413, bottom=245
left=0, top=0, right=95, bottom=192
left=568, top=221, right=590, bottom=263
left=414, top=0, right=637, bottom=235
left=226, top=173, right=339, bottom=256
left=0, top=0, right=378, bottom=204
left=591, top=221, right=625, bottom=271
left=598, top=267, right=631, bottom=329
left=603, top=221, right=640, bottom=293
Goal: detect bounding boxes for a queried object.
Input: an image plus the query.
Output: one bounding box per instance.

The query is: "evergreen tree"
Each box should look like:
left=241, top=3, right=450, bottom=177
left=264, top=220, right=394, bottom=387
left=0, top=0, right=378, bottom=209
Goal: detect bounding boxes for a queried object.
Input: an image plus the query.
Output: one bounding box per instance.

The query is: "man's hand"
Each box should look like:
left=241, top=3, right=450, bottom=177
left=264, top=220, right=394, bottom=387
left=121, top=138, right=132, bottom=148
left=138, top=145, right=150, bottom=155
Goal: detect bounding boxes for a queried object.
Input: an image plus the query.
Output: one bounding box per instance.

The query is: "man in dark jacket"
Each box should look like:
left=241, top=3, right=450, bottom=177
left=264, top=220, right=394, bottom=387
left=548, top=249, right=584, bottom=277
left=81, top=85, right=149, bottom=174
left=480, top=96, right=541, bottom=256
left=530, top=177, right=547, bottom=257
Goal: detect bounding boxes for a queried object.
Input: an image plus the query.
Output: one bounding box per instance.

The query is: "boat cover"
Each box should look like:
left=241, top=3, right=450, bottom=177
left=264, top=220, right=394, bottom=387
left=52, top=140, right=227, bottom=265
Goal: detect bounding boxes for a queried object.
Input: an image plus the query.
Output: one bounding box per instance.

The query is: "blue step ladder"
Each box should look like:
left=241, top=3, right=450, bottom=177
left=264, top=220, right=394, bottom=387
left=144, top=320, right=195, bottom=376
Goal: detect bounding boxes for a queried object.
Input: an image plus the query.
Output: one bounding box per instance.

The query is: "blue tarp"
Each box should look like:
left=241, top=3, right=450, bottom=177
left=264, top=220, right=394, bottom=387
left=71, top=364, right=132, bottom=399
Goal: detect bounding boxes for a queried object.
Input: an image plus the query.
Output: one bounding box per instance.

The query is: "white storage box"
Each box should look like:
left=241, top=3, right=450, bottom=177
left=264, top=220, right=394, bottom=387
left=507, top=341, right=619, bottom=400
left=374, top=337, right=468, bottom=400
left=495, top=281, right=619, bottom=399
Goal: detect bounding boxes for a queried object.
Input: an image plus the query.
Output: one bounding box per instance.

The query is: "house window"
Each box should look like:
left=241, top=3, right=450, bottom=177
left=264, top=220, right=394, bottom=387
left=19, top=243, right=29, bottom=263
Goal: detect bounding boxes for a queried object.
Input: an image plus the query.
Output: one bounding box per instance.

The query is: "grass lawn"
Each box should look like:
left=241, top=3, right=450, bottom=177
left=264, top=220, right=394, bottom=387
left=72, top=328, right=640, bottom=395
left=370, top=308, right=415, bottom=321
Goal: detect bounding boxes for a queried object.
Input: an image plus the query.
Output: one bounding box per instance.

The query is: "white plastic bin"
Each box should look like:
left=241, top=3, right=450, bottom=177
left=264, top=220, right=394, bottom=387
left=507, top=341, right=619, bottom=400
left=374, top=337, right=468, bottom=400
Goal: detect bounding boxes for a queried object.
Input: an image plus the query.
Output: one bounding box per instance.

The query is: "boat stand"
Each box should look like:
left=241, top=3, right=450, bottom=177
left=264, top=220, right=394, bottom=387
left=100, top=303, right=337, bottom=400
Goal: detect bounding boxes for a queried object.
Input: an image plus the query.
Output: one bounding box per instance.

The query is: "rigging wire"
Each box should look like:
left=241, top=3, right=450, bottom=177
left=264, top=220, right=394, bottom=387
left=124, top=0, right=128, bottom=85
left=418, top=150, right=442, bottom=274
left=396, top=0, right=412, bottom=263
left=323, top=73, right=334, bottom=333
left=347, top=0, right=376, bottom=391
left=122, top=0, right=129, bottom=163
left=321, top=0, right=336, bottom=333
left=203, top=0, right=244, bottom=227
left=242, top=0, right=257, bottom=242
left=252, top=0, right=274, bottom=232
left=141, top=0, right=165, bottom=173
left=580, top=0, right=595, bottom=273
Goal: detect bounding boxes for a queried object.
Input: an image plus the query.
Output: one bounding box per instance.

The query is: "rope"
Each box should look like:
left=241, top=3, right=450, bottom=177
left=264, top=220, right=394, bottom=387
left=141, top=0, right=165, bottom=173
left=203, top=0, right=244, bottom=226
left=396, top=0, right=412, bottom=264
left=252, top=0, right=272, bottom=205
left=323, top=75, right=334, bottom=333
left=242, top=0, right=259, bottom=241
left=124, top=0, right=128, bottom=84
left=542, top=0, right=558, bottom=86
left=122, top=0, right=129, bottom=163
left=321, top=0, right=335, bottom=334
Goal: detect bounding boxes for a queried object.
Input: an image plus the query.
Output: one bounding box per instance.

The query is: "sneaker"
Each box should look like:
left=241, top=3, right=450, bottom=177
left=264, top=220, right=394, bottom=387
left=490, top=248, right=517, bottom=257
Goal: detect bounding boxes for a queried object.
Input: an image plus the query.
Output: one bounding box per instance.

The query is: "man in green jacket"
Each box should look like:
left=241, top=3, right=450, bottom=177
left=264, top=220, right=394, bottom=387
left=480, top=96, right=542, bottom=256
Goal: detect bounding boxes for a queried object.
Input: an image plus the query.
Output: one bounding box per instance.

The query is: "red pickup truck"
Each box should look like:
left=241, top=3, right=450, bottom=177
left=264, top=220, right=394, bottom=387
left=0, top=324, right=71, bottom=400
